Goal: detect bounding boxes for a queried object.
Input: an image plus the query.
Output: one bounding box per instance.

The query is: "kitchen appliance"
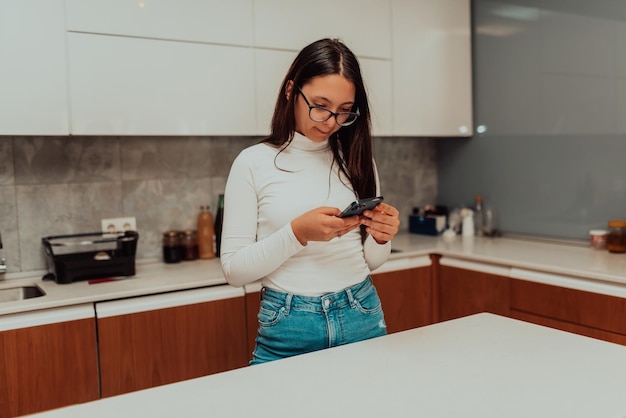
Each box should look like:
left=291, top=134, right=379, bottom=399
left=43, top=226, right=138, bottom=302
left=42, top=231, right=139, bottom=284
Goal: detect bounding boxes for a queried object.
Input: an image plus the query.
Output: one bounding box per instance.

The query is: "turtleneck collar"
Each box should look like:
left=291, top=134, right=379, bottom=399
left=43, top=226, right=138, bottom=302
left=290, top=131, right=330, bottom=152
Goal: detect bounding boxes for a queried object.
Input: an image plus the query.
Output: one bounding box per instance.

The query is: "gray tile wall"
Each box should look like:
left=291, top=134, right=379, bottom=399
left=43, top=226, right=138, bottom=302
left=0, top=136, right=436, bottom=273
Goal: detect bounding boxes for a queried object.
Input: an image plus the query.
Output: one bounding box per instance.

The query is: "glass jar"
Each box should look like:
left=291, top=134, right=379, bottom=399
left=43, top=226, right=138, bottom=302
left=606, top=220, right=626, bottom=253
left=162, top=231, right=182, bottom=263
left=180, top=229, right=199, bottom=261
left=589, top=229, right=607, bottom=250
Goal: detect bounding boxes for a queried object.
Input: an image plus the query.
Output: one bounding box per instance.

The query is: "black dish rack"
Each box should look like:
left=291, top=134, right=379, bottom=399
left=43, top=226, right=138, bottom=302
left=42, top=231, right=139, bottom=284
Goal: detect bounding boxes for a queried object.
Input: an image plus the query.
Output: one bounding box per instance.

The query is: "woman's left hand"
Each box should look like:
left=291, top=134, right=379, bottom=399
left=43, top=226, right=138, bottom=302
left=361, top=202, right=400, bottom=244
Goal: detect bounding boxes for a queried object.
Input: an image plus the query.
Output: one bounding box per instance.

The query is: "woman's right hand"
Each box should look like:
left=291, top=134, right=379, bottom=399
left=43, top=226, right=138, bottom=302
left=291, top=207, right=362, bottom=246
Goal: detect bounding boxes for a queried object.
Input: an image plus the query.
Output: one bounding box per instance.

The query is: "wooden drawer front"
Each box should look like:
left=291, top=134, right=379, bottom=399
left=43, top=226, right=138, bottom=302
left=511, top=311, right=626, bottom=347
left=245, top=291, right=261, bottom=361
left=510, top=279, right=626, bottom=336
left=0, top=318, right=99, bottom=417
left=439, top=266, right=510, bottom=322
left=98, top=297, right=248, bottom=397
left=371, top=267, right=433, bottom=333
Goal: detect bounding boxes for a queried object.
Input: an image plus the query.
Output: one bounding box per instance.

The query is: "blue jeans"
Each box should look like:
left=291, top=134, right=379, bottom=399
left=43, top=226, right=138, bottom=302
left=251, top=277, right=387, bottom=365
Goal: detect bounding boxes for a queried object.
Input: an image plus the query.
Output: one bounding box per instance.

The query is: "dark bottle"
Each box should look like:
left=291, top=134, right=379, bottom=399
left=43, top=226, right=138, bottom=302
left=214, top=194, right=224, bottom=257
left=162, top=231, right=182, bottom=263
left=180, top=229, right=199, bottom=261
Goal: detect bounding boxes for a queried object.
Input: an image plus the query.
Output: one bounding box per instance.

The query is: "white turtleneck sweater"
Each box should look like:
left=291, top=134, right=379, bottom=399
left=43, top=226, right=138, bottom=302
left=220, top=132, right=391, bottom=296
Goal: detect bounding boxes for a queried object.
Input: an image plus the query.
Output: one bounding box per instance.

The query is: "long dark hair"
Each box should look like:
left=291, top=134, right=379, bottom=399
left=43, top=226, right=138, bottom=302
left=262, top=38, right=376, bottom=202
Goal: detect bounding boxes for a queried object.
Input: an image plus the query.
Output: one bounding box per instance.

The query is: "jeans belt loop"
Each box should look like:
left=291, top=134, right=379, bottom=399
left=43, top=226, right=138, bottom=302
left=284, top=292, right=293, bottom=315
left=345, top=287, right=356, bottom=307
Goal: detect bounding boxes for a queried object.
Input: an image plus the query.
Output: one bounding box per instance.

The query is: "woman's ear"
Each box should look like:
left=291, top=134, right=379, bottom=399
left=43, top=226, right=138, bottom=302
left=285, top=80, right=294, bottom=101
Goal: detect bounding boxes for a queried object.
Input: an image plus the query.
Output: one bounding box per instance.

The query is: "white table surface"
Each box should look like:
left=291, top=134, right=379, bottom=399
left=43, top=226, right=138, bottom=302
left=28, top=313, right=626, bottom=418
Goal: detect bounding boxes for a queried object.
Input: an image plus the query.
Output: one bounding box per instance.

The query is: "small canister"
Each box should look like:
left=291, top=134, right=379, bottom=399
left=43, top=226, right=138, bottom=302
left=162, top=231, right=182, bottom=263
left=606, top=220, right=626, bottom=253
left=180, top=230, right=199, bottom=261
left=589, top=229, right=607, bottom=250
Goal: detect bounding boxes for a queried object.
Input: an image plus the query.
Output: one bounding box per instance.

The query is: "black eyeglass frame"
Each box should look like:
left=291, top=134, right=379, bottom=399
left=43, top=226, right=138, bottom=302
left=297, top=87, right=360, bottom=127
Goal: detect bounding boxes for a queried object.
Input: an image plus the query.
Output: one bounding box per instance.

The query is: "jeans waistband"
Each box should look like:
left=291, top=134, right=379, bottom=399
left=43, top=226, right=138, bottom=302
left=261, top=277, right=374, bottom=313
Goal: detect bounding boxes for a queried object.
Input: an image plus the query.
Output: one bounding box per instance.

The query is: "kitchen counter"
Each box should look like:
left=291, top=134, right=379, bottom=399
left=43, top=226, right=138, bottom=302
left=1, top=232, right=625, bottom=316
left=27, top=313, right=626, bottom=418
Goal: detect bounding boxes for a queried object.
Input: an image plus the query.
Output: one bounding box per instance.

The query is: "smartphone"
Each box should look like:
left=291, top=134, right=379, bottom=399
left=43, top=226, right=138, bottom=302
left=337, top=196, right=384, bottom=218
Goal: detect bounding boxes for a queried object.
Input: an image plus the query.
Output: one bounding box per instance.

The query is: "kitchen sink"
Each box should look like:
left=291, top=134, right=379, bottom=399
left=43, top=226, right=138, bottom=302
left=0, top=285, right=45, bottom=303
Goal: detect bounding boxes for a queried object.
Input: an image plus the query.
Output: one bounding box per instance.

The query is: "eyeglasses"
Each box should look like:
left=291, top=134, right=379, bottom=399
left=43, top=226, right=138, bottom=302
left=297, top=87, right=359, bottom=127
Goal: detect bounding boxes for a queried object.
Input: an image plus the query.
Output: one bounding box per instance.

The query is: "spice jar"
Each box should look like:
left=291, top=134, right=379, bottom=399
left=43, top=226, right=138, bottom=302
left=180, top=230, right=199, bottom=261
left=606, top=220, right=626, bottom=253
left=162, top=231, right=182, bottom=263
left=589, top=229, right=607, bottom=250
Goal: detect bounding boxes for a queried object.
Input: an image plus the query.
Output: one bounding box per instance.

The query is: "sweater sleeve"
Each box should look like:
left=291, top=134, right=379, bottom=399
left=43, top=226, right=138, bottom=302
left=219, top=151, right=305, bottom=287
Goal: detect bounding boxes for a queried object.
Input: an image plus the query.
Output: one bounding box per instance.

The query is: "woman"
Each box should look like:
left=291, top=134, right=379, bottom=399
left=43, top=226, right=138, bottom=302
left=220, top=38, right=400, bottom=364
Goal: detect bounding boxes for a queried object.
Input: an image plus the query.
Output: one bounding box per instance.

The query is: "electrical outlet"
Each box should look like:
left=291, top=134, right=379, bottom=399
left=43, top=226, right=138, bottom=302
left=101, top=217, right=137, bottom=233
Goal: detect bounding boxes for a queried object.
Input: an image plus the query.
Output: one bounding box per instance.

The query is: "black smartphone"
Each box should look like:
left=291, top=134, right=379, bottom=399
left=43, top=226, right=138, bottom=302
left=337, top=196, right=384, bottom=218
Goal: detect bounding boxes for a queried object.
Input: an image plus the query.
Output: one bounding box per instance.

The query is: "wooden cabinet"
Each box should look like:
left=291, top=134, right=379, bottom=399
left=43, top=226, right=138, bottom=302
left=371, top=256, right=434, bottom=333
left=510, top=268, right=626, bottom=346
left=244, top=283, right=262, bottom=361
left=0, top=304, right=99, bottom=417
left=95, top=286, right=249, bottom=397
left=391, top=0, right=473, bottom=136
left=0, top=0, right=69, bottom=135
left=437, top=257, right=510, bottom=322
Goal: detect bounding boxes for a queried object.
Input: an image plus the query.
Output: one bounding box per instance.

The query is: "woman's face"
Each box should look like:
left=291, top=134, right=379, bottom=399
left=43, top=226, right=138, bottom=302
left=291, top=74, right=356, bottom=143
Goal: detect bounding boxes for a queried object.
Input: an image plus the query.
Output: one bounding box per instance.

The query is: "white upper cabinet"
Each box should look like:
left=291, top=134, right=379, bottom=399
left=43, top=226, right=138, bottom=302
left=254, top=49, right=297, bottom=135
left=392, top=0, right=472, bottom=137
left=65, top=0, right=254, bottom=46
left=360, top=58, right=393, bottom=136
left=0, top=0, right=69, bottom=135
left=253, top=0, right=392, bottom=59
left=254, top=49, right=393, bottom=136
left=68, top=33, right=256, bottom=135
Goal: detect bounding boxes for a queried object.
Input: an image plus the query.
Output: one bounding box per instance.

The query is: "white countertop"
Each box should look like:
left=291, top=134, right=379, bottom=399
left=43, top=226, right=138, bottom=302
left=27, top=313, right=626, bottom=418
left=1, top=232, right=625, bottom=316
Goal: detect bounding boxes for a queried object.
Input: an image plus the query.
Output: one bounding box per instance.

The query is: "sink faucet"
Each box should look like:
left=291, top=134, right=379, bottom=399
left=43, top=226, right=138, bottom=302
left=0, top=233, right=6, bottom=276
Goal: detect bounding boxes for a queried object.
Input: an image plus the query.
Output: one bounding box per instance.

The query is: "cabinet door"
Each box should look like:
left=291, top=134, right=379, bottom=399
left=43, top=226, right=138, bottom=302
left=254, top=49, right=297, bottom=135
left=254, top=0, right=392, bottom=59
left=66, top=0, right=254, bottom=46
left=371, top=256, right=434, bottom=333
left=0, top=304, right=98, bottom=417
left=510, top=274, right=626, bottom=338
left=510, top=310, right=626, bottom=347
left=68, top=33, right=257, bottom=135
left=0, top=0, right=69, bottom=135
left=361, top=58, right=394, bottom=136
left=254, top=49, right=393, bottom=137
left=438, top=258, right=510, bottom=321
left=244, top=283, right=263, bottom=361
left=96, top=286, right=248, bottom=397
left=392, top=0, right=472, bottom=136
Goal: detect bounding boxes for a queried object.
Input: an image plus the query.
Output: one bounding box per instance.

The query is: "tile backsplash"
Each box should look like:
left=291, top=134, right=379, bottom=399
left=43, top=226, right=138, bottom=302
left=0, top=135, right=436, bottom=273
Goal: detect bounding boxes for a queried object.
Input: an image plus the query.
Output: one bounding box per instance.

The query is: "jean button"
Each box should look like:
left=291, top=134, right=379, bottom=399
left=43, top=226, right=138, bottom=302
left=324, top=299, right=330, bottom=308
